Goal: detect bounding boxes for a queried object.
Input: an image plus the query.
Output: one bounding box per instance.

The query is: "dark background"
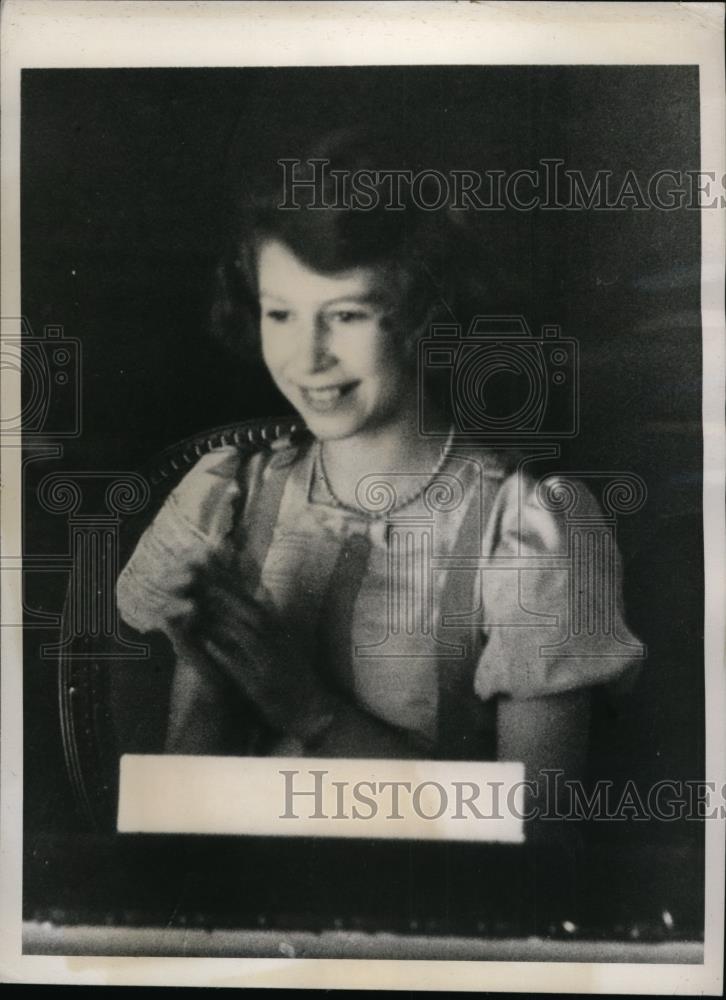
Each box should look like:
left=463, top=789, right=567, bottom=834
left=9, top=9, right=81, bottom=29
left=21, top=67, right=704, bottom=935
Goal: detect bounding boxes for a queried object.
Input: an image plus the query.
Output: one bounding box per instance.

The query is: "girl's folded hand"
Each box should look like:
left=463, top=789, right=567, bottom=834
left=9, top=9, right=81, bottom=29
left=187, top=554, right=336, bottom=743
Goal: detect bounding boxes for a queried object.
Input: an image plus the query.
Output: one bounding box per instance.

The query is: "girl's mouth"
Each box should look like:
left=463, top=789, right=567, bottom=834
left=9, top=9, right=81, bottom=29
left=298, top=381, right=359, bottom=412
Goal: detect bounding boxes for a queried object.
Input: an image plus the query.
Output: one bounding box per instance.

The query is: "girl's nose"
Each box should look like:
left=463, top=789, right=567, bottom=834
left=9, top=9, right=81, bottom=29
left=297, top=316, right=334, bottom=373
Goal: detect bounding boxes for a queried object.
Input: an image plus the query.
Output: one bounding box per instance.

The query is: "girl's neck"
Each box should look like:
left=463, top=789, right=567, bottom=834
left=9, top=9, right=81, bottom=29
left=318, top=411, right=450, bottom=511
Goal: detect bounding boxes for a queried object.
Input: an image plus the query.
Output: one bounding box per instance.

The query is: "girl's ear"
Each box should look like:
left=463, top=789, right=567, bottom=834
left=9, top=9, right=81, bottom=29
left=406, top=297, right=455, bottom=354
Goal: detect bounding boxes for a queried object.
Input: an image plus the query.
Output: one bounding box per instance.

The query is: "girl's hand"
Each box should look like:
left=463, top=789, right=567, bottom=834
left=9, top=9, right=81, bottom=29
left=187, top=554, right=337, bottom=744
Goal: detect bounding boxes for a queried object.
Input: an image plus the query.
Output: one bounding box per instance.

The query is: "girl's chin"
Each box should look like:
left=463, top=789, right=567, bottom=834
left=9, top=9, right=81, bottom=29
left=302, top=414, right=366, bottom=441
left=301, top=412, right=410, bottom=444
left=299, top=403, right=396, bottom=442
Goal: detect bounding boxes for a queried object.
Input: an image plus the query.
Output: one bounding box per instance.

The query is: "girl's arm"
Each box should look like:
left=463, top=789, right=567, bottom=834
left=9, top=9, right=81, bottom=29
left=310, top=686, right=592, bottom=767
left=496, top=687, right=591, bottom=830
left=294, top=694, right=434, bottom=759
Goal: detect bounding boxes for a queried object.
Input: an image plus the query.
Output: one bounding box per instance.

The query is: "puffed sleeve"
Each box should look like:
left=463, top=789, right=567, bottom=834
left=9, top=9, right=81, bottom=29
left=473, top=471, right=642, bottom=701
left=116, top=446, right=242, bottom=635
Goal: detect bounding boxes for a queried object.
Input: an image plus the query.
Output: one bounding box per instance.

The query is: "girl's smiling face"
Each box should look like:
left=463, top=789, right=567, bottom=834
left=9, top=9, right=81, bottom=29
left=258, top=238, right=418, bottom=441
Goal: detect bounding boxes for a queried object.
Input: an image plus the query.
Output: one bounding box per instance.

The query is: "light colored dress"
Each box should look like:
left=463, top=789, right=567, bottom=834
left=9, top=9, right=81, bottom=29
left=116, top=434, right=641, bottom=757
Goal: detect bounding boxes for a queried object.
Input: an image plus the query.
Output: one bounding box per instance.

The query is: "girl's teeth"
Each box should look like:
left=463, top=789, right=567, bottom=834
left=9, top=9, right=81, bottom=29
left=301, top=384, right=354, bottom=411
left=308, top=387, right=342, bottom=402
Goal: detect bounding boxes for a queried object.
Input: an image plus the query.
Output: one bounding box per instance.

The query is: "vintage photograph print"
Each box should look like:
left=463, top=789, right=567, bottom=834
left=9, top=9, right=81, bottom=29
left=1, top=1, right=724, bottom=993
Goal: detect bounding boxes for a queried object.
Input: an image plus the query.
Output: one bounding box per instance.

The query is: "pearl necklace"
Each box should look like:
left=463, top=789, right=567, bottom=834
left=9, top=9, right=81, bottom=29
left=316, top=427, right=456, bottom=521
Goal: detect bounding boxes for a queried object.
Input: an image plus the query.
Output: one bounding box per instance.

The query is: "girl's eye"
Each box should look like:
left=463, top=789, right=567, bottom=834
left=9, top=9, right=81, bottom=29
left=265, top=309, right=291, bottom=323
left=330, top=310, right=370, bottom=324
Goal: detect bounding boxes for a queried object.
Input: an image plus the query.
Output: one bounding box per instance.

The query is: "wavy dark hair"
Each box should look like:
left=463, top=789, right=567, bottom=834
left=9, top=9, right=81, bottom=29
left=208, top=127, right=480, bottom=363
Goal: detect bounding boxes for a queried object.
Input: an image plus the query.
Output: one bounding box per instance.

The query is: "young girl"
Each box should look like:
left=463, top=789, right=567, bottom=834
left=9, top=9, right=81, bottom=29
left=116, top=130, right=639, bottom=792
